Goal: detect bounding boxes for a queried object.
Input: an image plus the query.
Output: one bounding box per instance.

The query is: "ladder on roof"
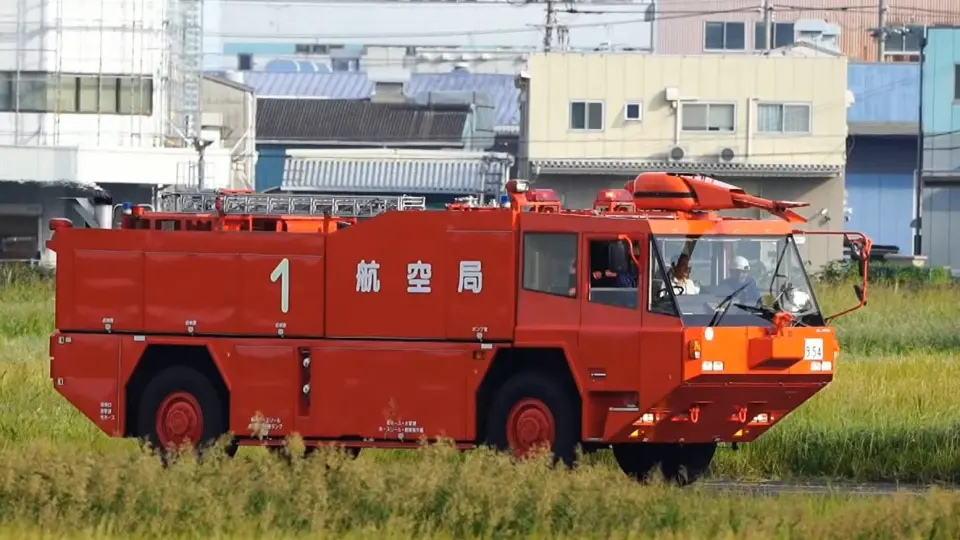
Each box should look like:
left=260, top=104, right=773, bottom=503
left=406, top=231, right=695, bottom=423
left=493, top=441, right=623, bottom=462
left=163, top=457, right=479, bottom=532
left=157, top=191, right=428, bottom=218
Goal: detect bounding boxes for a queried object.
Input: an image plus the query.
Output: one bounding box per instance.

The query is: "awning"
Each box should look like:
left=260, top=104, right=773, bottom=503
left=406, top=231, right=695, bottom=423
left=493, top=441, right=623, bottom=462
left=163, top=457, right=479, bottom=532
left=529, top=159, right=844, bottom=178
left=282, top=156, right=510, bottom=194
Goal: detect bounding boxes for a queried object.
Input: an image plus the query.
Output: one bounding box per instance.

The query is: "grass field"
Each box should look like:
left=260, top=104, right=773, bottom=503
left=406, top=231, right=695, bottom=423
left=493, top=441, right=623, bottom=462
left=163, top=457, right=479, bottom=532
left=2, top=275, right=960, bottom=537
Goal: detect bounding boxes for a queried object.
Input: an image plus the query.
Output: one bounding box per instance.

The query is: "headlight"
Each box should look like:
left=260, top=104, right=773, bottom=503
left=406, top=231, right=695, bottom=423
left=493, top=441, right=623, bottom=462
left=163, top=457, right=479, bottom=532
left=782, top=288, right=812, bottom=313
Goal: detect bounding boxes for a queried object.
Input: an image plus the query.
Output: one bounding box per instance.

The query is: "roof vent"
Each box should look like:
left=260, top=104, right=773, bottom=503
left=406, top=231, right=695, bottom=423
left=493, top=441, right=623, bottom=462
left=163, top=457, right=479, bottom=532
left=369, top=69, right=412, bottom=104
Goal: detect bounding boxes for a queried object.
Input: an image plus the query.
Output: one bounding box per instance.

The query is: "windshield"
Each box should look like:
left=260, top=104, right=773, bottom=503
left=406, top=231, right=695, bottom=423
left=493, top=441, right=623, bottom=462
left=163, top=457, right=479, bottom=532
left=649, top=234, right=823, bottom=327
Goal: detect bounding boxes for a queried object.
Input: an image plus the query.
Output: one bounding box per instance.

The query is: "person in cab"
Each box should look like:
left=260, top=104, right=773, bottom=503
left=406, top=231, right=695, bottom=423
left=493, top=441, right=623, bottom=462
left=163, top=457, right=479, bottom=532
left=662, top=253, right=700, bottom=296
left=720, top=255, right=761, bottom=305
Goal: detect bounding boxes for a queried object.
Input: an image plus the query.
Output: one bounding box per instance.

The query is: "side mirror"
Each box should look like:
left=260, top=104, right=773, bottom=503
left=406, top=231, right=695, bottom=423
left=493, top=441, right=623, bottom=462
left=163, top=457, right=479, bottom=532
left=848, top=240, right=867, bottom=279
left=608, top=241, right=629, bottom=273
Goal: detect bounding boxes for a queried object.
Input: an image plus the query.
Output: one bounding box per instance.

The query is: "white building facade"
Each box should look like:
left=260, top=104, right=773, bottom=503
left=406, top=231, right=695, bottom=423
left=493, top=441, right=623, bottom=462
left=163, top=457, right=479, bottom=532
left=0, top=0, right=237, bottom=265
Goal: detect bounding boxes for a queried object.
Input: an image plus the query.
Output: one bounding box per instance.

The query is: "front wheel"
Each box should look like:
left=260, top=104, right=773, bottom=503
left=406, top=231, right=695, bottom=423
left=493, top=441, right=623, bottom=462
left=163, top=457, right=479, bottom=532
left=484, top=372, right=579, bottom=468
left=659, top=443, right=716, bottom=486
left=612, top=443, right=661, bottom=482
left=136, top=366, right=235, bottom=462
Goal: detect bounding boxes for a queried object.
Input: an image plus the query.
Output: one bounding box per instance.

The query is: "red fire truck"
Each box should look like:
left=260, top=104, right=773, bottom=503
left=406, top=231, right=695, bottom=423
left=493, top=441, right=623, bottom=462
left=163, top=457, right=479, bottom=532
left=47, top=173, right=871, bottom=485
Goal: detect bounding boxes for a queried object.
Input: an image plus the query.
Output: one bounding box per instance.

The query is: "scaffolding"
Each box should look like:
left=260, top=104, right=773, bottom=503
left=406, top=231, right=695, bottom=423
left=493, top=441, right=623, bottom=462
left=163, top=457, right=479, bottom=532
left=164, top=0, right=203, bottom=146
left=5, top=0, right=201, bottom=147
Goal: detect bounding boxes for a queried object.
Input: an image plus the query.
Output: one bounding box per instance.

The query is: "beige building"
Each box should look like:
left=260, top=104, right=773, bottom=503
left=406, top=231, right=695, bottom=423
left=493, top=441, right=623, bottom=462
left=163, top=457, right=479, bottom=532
left=518, top=52, right=850, bottom=269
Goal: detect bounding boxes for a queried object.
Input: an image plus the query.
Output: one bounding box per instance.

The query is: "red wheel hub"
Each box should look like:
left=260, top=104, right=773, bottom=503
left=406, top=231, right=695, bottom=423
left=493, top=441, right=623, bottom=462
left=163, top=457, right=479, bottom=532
left=155, top=392, right=204, bottom=448
left=505, top=398, right=555, bottom=458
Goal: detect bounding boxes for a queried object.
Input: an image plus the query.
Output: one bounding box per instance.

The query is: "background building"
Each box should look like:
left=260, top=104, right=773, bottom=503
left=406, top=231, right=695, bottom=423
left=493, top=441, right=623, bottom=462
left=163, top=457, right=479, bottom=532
left=845, top=61, right=919, bottom=256
left=0, top=0, right=252, bottom=266
left=654, top=0, right=956, bottom=62
left=519, top=51, right=850, bottom=269
left=919, top=26, right=960, bottom=272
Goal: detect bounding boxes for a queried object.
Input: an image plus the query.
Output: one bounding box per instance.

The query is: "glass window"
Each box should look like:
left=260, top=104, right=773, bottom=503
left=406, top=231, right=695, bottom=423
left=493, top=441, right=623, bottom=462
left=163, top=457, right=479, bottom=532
left=588, top=238, right=640, bottom=309
left=78, top=76, right=100, bottom=113
left=16, top=73, right=50, bottom=112
left=705, top=22, right=745, bottom=51
left=99, top=77, right=119, bottom=113
left=118, top=77, right=153, bottom=115
left=754, top=22, right=796, bottom=50
left=757, top=103, right=810, bottom=133
left=523, top=232, right=578, bottom=298
left=681, top=103, right=735, bottom=132
left=649, top=234, right=822, bottom=327
left=647, top=238, right=679, bottom=317
left=0, top=73, right=12, bottom=111
left=570, top=101, right=604, bottom=131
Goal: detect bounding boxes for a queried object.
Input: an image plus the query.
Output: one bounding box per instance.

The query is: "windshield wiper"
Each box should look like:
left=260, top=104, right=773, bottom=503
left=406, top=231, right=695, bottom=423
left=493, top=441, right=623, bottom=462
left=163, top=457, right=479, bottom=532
left=707, top=282, right=751, bottom=327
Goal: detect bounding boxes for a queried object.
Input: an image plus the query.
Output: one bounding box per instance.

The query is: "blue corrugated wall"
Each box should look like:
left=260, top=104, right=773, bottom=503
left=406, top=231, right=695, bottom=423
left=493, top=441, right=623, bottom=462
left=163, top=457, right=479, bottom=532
left=845, top=136, right=917, bottom=253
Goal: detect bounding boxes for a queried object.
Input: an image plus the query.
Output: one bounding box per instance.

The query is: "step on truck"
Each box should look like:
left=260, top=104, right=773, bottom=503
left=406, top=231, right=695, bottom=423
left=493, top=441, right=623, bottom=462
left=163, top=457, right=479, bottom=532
left=47, top=172, right=871, bottom=486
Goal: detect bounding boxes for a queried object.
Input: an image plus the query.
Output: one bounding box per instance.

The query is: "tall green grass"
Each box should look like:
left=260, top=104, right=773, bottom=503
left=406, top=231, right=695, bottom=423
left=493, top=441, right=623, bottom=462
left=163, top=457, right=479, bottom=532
left=0, top=441, right=959, bottom=539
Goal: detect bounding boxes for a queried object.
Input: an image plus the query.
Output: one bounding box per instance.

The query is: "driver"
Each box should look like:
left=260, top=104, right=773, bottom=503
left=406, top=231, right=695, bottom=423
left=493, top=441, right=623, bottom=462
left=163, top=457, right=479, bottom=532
left=663, top=253, right=699, bottom=296
left=721, top=256, right=761, bottom=305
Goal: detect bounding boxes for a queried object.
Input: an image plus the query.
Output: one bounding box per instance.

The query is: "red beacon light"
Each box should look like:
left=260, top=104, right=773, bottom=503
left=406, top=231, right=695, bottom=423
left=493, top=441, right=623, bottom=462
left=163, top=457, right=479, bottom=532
left=525, top=188, right=560, bottom=203
left=593, top=189, right=634, bottom=212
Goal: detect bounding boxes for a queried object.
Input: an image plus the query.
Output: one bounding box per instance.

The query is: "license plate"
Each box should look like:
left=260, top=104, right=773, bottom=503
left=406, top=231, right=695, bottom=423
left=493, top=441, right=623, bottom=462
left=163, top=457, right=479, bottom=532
left=804, top=338, right=824, bottom=360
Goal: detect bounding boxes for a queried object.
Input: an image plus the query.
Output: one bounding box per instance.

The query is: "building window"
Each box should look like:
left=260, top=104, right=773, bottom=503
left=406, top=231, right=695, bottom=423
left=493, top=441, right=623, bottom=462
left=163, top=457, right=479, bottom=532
left=295, top=44, right=330, bottom=54
left=704, top=22, right=745, bottom=51
left=237, top=53, right=253, bottom=71
left=885, top=25, right=924, bottom=53
left=0, top=71, right=153, bottom=115
left=570, top=101, right=604, bottom=130
left=757, top=103, right=810, bottom=133
left=624, top=102, right=642, bottom=121
left=754, top=22, right=795, bottom=50
left=956, top=65, right=960, bottom=100
left=681, top=103, right=735, bottom=132
left=522, top=232, right=578, bottom=298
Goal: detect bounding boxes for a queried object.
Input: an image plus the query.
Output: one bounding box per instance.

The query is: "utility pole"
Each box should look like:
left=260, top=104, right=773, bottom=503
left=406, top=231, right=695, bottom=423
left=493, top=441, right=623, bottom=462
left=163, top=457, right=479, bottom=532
left=877, top=0, right=888, bottom=61
left=762, top=0, right=773, bottom=53
left=543, top=0, right=557, bottom=52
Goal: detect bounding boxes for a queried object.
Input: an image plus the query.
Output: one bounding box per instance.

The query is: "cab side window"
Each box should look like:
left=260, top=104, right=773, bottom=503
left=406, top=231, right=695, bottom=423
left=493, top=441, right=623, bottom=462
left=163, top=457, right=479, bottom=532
left=648, top=239, right=679, bottom=316
left=588, top=239, right=640, bottom=309
left=522, top=232, right=578, bottom=298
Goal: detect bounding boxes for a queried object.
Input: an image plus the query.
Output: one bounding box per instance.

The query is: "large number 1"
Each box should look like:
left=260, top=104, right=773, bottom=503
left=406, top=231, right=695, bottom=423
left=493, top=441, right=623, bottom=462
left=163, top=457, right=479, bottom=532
left=270, top=258, right=290, bottom=314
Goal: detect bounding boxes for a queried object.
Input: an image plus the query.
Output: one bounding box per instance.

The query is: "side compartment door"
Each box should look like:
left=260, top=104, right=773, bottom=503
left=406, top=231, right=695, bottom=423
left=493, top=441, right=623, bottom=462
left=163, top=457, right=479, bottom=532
left=237, top=254, right=326, bottom=337
left=578, top=235, right=643, bottom=394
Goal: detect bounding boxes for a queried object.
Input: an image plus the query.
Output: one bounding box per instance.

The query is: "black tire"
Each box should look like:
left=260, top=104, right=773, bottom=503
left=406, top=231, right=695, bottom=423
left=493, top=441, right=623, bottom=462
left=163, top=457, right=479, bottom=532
left=612, top=443, right=661, bottom=482
left=484, top=372, right=579, bottom=468
left=659, top=443, right=717, bottom=486
left=135, top=365, right=235, bottom=462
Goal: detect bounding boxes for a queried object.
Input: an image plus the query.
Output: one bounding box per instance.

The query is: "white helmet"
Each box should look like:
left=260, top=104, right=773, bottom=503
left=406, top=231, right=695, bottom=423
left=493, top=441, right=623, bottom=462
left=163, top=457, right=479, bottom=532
left=731, top=256, right=750, bottom=271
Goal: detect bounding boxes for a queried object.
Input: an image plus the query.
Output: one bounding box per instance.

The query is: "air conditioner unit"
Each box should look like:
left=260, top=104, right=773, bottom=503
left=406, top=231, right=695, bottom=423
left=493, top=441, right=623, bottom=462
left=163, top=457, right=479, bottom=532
left=717, top=147, right=740, bottom=163
left=666, top=145, right=687, bottom=162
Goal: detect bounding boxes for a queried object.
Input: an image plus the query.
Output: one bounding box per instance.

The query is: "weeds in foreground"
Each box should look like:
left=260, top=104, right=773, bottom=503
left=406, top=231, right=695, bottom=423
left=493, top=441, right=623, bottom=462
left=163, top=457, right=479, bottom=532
left=1, top=439, right=960, bottom=539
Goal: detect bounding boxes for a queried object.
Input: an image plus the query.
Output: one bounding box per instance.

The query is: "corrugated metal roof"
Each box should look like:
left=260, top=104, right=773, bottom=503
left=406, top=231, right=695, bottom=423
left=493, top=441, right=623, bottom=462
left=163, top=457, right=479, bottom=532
left=243, top=72, right=374, bottom=98
left=283, top=157, right=508, bottom=194
left=241, top=72, right=520, bottom=127
left=407, top=73, right=519, bottom=127
left=847, top=63, right=919, bottom=125
left=257, top=98, right=469, bottom=144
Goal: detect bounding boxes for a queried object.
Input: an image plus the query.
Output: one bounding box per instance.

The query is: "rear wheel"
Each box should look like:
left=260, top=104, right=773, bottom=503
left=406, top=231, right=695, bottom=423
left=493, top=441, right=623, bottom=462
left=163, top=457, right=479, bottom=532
left=136, top=366, right=235, bottom=463
left=659, top=443, right=716, bottom=486
left=484, top=372, right=579, bottom=468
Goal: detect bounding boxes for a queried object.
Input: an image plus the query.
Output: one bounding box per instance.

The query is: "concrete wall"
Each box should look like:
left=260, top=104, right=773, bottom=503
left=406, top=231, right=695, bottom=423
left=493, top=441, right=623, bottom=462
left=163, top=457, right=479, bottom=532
left=525, top=53, right=849, bottom=167
left=0, top=146, right=233, bottom=188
